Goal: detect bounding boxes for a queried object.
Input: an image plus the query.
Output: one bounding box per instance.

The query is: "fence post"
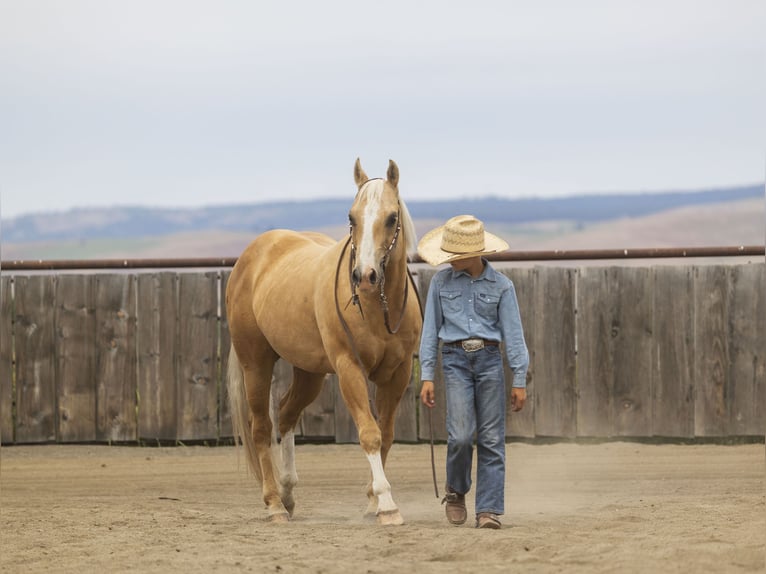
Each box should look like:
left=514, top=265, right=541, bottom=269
left=0, top=275, right=14, bottom=443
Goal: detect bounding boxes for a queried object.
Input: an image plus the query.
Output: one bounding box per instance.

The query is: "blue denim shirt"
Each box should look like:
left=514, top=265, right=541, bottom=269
left=419, top=260, right=529, bottom=388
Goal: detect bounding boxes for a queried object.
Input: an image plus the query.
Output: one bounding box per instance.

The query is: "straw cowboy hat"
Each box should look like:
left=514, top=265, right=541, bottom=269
left=417, top=214, right=509, bottom=266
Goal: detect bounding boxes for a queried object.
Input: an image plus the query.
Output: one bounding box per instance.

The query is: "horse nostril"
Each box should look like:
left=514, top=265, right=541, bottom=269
left=352, top=269, right=361, bottom=285
left=368, top=270, right=378, bottom=285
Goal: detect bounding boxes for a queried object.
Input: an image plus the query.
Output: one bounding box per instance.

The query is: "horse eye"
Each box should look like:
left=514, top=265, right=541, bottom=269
left=348, top=214, right=356, bottom=227
left=385, top=213, right=398, bottom=228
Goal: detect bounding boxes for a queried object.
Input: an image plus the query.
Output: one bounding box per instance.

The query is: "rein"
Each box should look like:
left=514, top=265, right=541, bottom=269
left=333, top=233, right=415, bottom=374
left=334, top=232, right=438, bottom=500
left=335, top=236, right=393, bottom=421
left=334, top=236, right=371, bottom=383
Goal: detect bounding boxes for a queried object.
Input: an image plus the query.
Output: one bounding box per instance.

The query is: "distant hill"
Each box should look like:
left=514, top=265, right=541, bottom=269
left=2, top=184, right=762, bottom=244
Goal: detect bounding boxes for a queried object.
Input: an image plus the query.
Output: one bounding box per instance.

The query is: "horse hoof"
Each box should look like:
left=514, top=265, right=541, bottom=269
left=268, top=512, right=290, bottom=524
left=377, top=509, right=404, bottom=526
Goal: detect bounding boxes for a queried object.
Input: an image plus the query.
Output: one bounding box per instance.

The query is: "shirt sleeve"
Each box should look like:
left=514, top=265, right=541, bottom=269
left=499, top=281, right=529, bottom=388
left=418, top=274, right=443, bottom=381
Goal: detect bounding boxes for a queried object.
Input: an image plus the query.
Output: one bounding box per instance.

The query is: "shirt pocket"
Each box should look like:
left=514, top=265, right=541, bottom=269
left=439, top=289, right=463, bottom=315
left=474, top=291, right=500, bottom=321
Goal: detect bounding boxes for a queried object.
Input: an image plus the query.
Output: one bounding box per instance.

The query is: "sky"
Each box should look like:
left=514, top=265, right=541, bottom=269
left=0, top=0, right=764, bottom=219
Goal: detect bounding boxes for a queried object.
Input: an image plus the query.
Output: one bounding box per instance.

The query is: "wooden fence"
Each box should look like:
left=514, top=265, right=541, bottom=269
left=0, top=263, right=763, bottom=445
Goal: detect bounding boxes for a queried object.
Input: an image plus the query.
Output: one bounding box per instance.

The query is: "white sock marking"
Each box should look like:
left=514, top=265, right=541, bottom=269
left=281, top=430, right=298, bottom=488
left=366, top=451, right=397, bottom=513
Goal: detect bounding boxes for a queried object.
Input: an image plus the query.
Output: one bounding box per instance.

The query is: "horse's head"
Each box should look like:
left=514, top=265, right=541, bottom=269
left=348, top=158, right=416, bottom=293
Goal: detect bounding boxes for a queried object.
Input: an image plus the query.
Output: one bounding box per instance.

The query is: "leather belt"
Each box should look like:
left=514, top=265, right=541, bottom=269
left=445, top=338, right=499, bottom=352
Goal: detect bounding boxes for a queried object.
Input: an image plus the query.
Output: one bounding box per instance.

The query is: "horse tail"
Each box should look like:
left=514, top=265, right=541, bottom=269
left=227, top=345, right=262, bottom=481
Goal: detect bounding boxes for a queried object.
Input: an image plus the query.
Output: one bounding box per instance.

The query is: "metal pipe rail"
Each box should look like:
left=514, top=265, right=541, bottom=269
left=1, top=245, right=763, bottom=271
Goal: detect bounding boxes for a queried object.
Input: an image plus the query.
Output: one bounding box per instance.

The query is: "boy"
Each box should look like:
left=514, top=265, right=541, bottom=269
left=418, top=215, right=529, bottom=529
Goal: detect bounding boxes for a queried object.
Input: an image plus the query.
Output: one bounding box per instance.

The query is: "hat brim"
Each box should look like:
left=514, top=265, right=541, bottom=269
left=417, top=225, right=509, bottom=266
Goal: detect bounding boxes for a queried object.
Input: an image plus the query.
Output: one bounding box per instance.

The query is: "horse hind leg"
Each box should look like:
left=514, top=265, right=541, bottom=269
left=276, top=367, right=327, bottom=517
left=237, top=350, right=292, bottom=522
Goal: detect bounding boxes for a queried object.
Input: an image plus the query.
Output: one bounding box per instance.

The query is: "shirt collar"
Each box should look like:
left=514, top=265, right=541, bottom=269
left=449, top=258, right=497, bottom=282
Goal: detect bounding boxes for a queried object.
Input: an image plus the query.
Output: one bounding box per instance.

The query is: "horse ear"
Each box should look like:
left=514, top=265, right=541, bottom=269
left=354, top=158, right=368, bottom=189
left=387, top=159, right=399, bottom=189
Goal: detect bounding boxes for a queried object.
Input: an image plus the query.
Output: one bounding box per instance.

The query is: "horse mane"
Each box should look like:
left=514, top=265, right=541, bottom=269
left=398, top=198, right=417, bottom=255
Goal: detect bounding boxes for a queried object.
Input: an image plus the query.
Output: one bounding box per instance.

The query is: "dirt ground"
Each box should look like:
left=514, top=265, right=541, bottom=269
left=1, top=441, right=764, bottom=573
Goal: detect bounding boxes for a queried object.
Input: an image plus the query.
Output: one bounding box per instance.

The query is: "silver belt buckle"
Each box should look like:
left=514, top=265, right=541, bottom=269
left=461, top=339, right=484, bottom=352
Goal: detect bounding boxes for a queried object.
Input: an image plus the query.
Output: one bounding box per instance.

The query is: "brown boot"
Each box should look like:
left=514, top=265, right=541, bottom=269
left=476, top=512, right=502, bottom=529
left=441, top=488, right=467, bottom=525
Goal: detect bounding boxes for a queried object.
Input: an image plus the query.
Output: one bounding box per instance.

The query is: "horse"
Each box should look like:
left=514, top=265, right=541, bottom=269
left=226, top=158, right=422, bottom=525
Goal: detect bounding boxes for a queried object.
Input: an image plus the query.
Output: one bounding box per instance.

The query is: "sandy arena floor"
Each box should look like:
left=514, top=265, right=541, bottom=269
left=1, top=441, right=764, bottom=573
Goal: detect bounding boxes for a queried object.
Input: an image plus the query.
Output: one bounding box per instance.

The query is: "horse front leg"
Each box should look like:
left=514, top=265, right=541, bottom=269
left=364, top=363, right=412, bottom=521
left=336, top=357, right=404, bottom=526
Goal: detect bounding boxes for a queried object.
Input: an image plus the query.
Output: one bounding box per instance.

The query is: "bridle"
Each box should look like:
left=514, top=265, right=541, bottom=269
left=346, top=205, right=409, bottom=334
left=332, top=190, right=437, bottom=500
left=332, top=215, right=407, bottom=419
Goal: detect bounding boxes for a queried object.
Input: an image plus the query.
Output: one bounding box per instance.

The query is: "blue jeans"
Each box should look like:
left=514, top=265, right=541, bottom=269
left=442, top=344, right=506, bottom=515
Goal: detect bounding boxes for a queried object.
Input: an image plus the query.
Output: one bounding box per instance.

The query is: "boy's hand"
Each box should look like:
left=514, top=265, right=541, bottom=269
left=511, top=388, right=527, bottom=412
left=420, top=380, right=435, bottom=408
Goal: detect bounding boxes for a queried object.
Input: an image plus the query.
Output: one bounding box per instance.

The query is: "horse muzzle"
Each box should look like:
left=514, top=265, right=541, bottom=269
left=352, top=266, right=380, bottom=292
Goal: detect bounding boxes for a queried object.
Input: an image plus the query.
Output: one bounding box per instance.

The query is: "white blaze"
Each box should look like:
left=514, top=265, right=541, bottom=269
left=358, top=179, right=384, bottom=271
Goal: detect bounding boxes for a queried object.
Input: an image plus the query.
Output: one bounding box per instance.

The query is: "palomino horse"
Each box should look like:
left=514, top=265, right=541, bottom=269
left=226, top=159, right=422, bottom=525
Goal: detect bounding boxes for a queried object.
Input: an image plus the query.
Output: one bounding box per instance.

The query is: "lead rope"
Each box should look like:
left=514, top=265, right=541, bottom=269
left=405, top=265, right=439, bottom=499
left=429, top=407, right=439, bottom=498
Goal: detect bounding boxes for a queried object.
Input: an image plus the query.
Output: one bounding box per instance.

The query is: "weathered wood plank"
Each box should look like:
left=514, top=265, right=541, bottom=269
left=652, top=266, right=695, bottom=438
left=578, top=267, right=654, bottom=437
left=393, top=364, right=418, bottom=443
left=0, top=275, right=14, bottom=443
left=576, top=267, right=615, bottom=437
left=94, top=274, right=138, bottom=442
left=693, top=266, right=730, bottom=437
left=416, top=268, right=447, bottom=442
left=392, top=270, right=421, bottom=443
left=176, top=272, right=218, bottom=441
left=502, top=268, right=536, bottom=438
left=533, top=267, right=578, bottom=437
left=56, top=275, right=97, bottom=442
left=14, top=275, right=57, bottom=443
left=137, top=273, right=178, bottom=441
left=219, top=270, right=232, bottom=439
left=611, top=267, right=653, bottom=437
left=727, top=263, right=765, bottom=436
